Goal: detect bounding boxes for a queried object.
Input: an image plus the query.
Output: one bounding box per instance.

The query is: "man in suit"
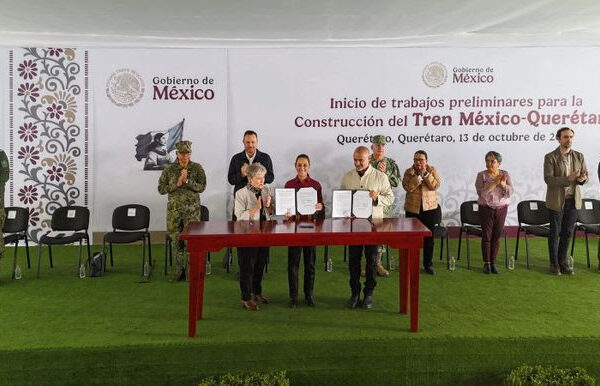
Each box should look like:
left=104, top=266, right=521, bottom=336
left=228, top=130, right=274, bottom=201
left=544, top=127, right=588, bottom=275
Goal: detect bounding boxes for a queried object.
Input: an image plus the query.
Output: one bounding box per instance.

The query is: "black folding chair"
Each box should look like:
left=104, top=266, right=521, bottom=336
left=515, top=200, right=551, bottom=269
left=570, top=198, right=600, bottom=269
left=36, top=206, right=91, bottom=278
left=165, top=205, right=210, bottom=275
left=3, top=207, right=30, bottom=279
left=103, top=204, right=151, bottom=275
left=457, top=201, right=508, bottom=269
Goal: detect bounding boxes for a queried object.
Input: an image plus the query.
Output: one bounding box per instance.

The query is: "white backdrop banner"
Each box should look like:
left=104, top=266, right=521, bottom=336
left=3, top=47, right=600, bottom=234
left=228, top=48, right=600, bottom=225
left=90, top=49, right=227, bottom=231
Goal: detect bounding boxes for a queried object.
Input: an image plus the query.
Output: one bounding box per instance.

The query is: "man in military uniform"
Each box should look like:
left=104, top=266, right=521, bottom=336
left=158, top=141, right=206, bottom=282
left=0, top=149, right=9, bottom=283
left=368, top=135, right=400, bottom=277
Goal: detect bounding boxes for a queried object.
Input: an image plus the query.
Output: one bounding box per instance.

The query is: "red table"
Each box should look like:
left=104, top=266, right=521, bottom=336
left=181, top=218, right=431, bottom=337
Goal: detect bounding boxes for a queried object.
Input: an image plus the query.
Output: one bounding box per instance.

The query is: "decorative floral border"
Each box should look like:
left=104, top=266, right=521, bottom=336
left=10, top=48, right=88, bottom=242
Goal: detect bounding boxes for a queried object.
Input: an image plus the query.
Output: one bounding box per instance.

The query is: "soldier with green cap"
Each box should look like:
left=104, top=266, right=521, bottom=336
left=369, top=135, right=400, bottom=277
left=0, top=149, right=9, bottom=283
left=158, top=140, right=206, bottom=282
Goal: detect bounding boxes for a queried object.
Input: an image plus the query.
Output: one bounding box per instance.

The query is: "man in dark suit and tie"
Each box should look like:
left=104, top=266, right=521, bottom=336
left=543, top=127, right=588, bottom=275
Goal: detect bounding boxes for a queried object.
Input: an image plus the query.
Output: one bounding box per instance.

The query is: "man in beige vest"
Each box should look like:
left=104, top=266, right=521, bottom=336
left=544, top=127, right=588, bottom=275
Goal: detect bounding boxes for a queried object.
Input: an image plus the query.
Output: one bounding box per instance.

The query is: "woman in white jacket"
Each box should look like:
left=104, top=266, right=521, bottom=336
left=234, top=162, right=274, bottom=311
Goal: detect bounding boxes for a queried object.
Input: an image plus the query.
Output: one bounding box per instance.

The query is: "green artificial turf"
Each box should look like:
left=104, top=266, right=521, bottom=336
left=1, top=238, right=599, bottom=385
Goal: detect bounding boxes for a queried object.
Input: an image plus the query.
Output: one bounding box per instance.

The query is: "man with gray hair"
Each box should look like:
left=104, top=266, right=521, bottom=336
left=341, top=146, right=394, bottom=309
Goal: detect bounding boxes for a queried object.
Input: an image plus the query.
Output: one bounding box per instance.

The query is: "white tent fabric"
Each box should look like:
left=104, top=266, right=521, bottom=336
left=2, top=0, right=600, bottom=48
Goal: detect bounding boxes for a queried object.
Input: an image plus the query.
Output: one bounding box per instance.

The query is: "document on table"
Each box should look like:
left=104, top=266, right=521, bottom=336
left=352, top=190, right=373, bottom=219
left=275, top=188, right=296, bottom=215
left=296, top=187, right=317, bottom=215
left=332, top=190, right=352, bottom=218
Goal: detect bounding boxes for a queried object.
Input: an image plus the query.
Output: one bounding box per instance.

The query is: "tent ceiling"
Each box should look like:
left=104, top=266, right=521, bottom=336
left=2, top=0, right=600, bottom=48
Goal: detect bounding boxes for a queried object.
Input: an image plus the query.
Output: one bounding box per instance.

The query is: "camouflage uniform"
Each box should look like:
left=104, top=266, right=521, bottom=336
left=0, top=150, right=9, bottom=276
left=369, top=156, right=400, bottom=216
left=370, top=135, right=400, bottom=276
left=158, top=141, right=206, bottom=277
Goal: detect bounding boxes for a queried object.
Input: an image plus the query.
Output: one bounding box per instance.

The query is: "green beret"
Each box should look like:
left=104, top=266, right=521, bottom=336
left=175, top=140, right=192, bottom=153
left=372, top=135, right=386, bottom=145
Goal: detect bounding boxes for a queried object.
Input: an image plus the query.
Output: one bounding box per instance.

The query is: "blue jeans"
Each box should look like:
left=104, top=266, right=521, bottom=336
left=548, top=198, right=577, bottom=265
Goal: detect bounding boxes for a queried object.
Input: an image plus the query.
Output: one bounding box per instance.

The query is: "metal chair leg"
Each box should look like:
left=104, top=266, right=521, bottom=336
left=585, top=232, right=591, bottom=268
left=524, top=233, right=530, bottom=269
left=141, top=236, right=147, bottom=275
left=86, top=236, right=91, bottom=262
left=78, top=239, right=83, bottom=275
left=102, top=240, right=108, bottom=272
left=11, top=239, right=19, bottom=279
left=466, top=233, right=471, bottom=270
left=457, top=229, right=463, bottom=260
left=147, top=234, right=153, bottom=266
left=25, top=236, right=31, bottom=269
left=48, top=245, right=54, bottom=268
left=109, top=242, right=114, bottom=267
left=514, top=228, right=521, bottom=261
left=37, top=244, right=42, bottom=278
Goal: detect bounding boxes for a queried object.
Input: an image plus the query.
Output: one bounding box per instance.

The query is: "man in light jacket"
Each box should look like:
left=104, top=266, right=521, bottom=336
left=341, top=146, right=394, bottom=310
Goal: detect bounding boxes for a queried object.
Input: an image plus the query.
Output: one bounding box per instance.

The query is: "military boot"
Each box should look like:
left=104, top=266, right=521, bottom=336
left=376, top=250, right=389, bottom=277
left=170, top=253, right=186, bottom=282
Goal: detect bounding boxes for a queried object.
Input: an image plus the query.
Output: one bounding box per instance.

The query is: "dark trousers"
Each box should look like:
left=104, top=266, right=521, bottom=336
left=238, top=247, right=268, bottom=301
left=348, top=245, right=377, bottom=296
left=406, top=205, right=442, bottom=268
left=548, top=198, right=578, bottom=265
left=479, top=205, right=508, bottom=263
left=287, top=246, right=316, bottom=299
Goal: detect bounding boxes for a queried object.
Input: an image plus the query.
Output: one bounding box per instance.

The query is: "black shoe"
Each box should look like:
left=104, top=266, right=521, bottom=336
left=559, top=265, right=574, bottom=275
left=362, top=295, right=373, bottom=309
left=490, top=263, right=499, bottom=274
left=288, top=297, right=297, bottom=308
left=424, top=266, right=436, bottom=275
left=304, top=296, right=315, bottom=307
left=550, top=264, right=562, bottom=276
left=483, top=263, right=491, bottom=274
left=347, top=295, right=360, bottom=309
